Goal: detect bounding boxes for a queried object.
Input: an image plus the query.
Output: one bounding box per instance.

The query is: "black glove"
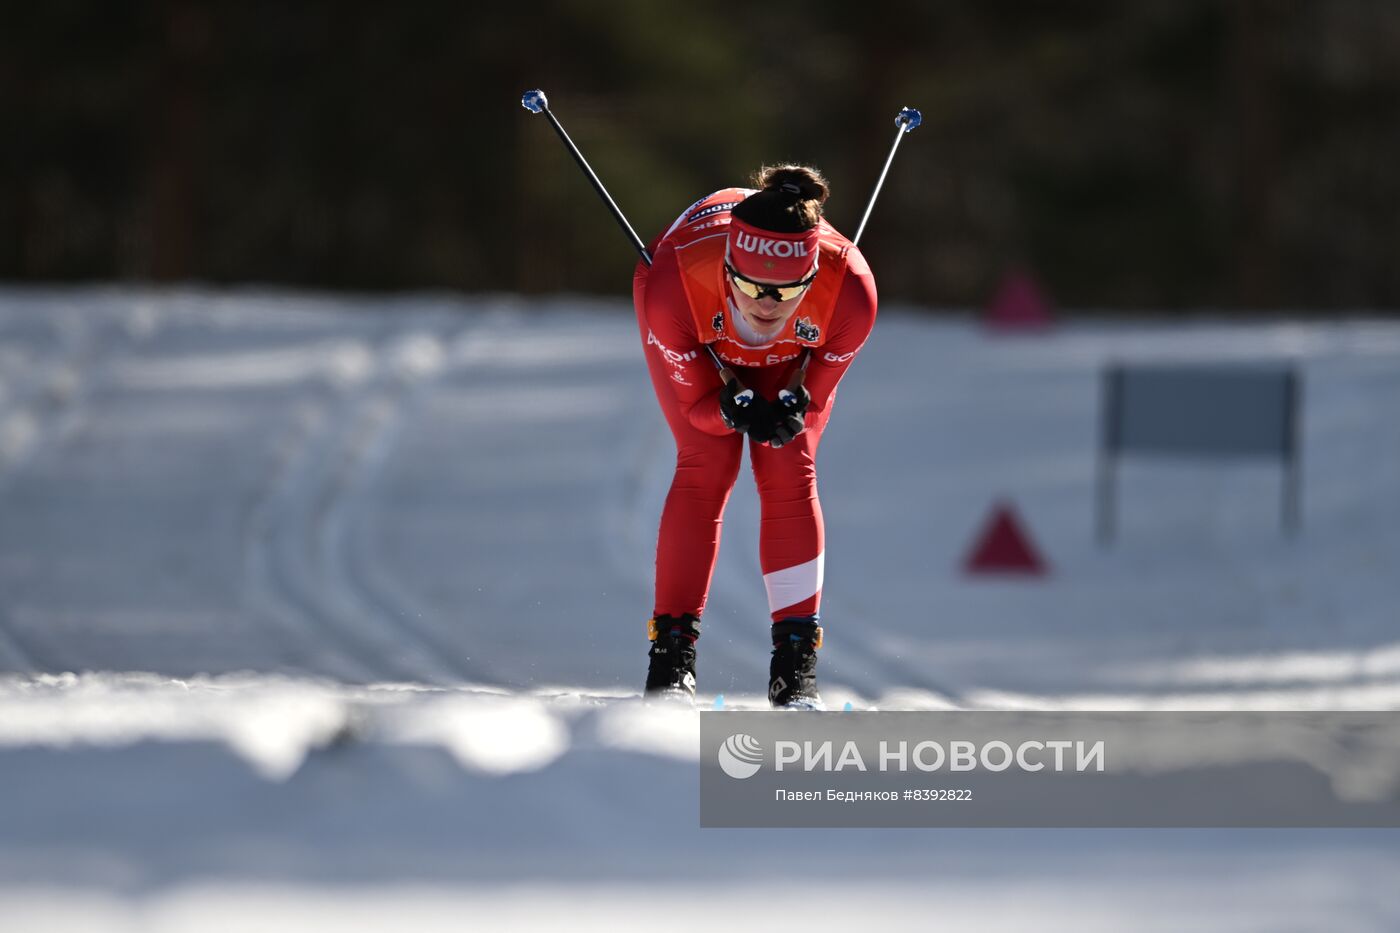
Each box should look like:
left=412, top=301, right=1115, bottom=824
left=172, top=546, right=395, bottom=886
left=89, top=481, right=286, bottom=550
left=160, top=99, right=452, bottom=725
left=767, top=386, right=810, bottom=448
left=719, top=380, right=772, bottom=437
left=720, top=380, right=809, bottom=446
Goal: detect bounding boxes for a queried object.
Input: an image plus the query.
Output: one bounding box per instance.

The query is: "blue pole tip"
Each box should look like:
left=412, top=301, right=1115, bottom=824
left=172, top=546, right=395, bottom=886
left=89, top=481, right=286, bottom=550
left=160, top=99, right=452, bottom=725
left=521, top=89, right=548, bottom=113
left=896, top=107, right=922, bottom=132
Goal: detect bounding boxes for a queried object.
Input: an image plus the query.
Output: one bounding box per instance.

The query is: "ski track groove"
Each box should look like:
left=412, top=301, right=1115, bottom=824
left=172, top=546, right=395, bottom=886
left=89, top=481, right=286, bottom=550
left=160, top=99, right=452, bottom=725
left=241, top=393, right=389, bottom=683
left=319, top=323, right=491, bottom=686
left=241, top=323, right=486, bottom=685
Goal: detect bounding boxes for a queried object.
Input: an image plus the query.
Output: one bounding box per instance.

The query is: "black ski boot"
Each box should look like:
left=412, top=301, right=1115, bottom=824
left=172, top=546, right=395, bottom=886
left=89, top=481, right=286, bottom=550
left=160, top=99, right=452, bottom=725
left=645, top=613, right=701, bottom=703
left=769, top=617, right=826, bottom=710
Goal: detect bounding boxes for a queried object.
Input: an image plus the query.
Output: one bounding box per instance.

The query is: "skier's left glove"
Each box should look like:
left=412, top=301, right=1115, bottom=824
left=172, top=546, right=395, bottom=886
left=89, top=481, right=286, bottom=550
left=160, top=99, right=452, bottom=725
left=767, top=386, right=810, bottom=448
left=719, top=379, right=770, bottom=437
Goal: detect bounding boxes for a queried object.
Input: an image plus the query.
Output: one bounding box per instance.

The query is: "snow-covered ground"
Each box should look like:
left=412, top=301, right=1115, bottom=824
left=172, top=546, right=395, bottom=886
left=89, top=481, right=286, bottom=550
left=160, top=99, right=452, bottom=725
left=0, top=287, right=1398, bottom=930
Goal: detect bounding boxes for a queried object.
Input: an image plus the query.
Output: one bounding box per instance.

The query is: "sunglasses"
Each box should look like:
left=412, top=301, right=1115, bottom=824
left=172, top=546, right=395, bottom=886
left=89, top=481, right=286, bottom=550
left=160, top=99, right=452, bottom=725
left=724, top=263, right=818, bottom=302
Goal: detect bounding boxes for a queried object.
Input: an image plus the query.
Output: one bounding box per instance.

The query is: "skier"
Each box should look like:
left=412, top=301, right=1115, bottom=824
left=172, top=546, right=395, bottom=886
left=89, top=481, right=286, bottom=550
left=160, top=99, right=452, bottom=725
left=632, top=164, right=878, bottom=709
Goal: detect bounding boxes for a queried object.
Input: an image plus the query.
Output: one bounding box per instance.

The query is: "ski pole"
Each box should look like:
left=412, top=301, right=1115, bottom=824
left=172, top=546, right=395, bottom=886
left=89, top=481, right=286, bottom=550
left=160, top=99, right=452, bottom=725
left=519, top=89, right=651, bottom=265
left=853, top=106, right=922, bottom=246
left=521, top=89, right=743, bottom=391
left=785, top=105, right=921, bottom=395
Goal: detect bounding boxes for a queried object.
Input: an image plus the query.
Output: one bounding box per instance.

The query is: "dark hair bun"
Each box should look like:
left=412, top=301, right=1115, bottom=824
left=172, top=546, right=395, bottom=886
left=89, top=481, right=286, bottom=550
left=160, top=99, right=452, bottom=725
left=734, top=164, right=829, bottom=232
left=757, top=165, right=829, bottom=205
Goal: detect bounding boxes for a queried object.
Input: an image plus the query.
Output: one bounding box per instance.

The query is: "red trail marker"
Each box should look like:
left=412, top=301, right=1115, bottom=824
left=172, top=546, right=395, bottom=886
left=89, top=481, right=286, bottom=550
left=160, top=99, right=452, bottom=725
left=985, top=268, right=1054, bottom=331
left=963, top=500, right=1049, bottom=576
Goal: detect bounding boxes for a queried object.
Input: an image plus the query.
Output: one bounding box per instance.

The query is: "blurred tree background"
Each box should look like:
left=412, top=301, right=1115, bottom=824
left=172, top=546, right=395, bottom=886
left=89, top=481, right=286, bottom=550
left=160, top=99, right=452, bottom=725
left=3, top=0, right=1398, bottom=310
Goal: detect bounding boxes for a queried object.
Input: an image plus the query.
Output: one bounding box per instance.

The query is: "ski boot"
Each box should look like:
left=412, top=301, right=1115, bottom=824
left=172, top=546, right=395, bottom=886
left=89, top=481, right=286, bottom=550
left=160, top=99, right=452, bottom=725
left=769, top=616, right=826, bottom=710
left=645, top=613, right=700, bottom=704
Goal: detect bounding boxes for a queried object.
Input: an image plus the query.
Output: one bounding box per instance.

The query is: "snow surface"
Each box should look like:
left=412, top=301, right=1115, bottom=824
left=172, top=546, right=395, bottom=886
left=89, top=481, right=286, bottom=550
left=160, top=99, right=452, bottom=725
left=0, top=287, right=1398, bottom=930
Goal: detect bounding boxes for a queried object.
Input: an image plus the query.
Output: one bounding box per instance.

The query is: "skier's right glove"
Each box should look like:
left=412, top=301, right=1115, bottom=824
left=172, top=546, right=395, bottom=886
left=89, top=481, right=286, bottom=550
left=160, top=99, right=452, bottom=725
left=719, top=379, right=775, bottom=442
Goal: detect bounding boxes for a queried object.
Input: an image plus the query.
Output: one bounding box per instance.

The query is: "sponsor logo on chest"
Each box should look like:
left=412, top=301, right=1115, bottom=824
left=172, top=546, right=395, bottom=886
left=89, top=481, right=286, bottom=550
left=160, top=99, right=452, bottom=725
left=717, top=342, right=804, bottom=368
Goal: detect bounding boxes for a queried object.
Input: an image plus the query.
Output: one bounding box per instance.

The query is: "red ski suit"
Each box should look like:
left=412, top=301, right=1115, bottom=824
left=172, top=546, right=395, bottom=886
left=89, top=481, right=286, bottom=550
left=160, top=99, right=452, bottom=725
left=633, top=189, right=877, bottom=623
